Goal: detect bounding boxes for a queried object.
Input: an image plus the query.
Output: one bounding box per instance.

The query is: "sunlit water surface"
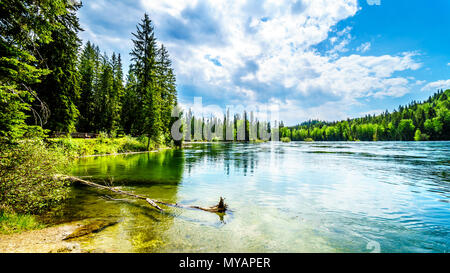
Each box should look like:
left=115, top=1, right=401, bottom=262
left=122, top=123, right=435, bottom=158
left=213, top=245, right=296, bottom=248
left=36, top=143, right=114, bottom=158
left=45, top=142, right=450, bottom=252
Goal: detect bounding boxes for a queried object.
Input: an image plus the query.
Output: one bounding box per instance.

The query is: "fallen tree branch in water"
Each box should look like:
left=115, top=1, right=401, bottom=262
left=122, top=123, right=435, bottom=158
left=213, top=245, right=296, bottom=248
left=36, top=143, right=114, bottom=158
left=56, top=175, right=227, bottom=213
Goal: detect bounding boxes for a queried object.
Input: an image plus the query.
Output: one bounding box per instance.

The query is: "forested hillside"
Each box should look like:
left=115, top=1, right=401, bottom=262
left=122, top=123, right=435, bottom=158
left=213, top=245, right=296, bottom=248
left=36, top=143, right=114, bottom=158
left=281, top=89, right=450, bottom=141
left=0, top=1, right=177, bottom=145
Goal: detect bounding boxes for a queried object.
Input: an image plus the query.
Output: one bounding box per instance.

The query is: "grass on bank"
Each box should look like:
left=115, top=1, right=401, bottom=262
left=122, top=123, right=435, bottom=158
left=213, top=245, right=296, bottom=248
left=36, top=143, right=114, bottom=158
left=46, top=135, right=157, bottom=157
left=0, top=211, right=44, bottom=235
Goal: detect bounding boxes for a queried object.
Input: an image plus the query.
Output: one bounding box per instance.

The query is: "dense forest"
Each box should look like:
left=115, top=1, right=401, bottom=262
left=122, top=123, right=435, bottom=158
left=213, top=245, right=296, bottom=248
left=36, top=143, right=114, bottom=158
left=280, top=89, right=450, bottom=141
left=0, top=1, right=177, bottom=146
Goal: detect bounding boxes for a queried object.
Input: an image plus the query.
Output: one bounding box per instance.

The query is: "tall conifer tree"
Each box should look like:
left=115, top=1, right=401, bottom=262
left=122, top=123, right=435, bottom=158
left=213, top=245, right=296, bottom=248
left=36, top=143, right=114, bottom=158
left=33, top=1, right=82, bottom=133
left=130, top=14, right=161, bottom=146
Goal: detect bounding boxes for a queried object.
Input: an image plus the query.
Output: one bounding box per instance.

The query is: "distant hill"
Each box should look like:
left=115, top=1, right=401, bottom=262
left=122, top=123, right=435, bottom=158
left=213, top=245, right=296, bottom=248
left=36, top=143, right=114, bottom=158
left=282, top=89, right=450, bottom=141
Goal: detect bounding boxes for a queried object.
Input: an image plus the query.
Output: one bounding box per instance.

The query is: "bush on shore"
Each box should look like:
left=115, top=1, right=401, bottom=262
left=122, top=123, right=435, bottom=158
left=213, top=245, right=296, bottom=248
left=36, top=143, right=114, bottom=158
left=0, top=140, right=70, bottom=214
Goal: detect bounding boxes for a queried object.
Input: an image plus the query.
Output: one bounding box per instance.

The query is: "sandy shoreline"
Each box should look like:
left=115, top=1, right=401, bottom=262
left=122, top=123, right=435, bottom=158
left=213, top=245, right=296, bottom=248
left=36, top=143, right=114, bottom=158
left=0, top=221, right=85, bottom=253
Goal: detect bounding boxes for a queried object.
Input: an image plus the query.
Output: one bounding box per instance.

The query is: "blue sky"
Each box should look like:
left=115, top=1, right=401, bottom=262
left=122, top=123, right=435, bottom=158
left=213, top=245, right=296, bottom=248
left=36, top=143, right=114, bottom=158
left=78, top=0, right=450, bottom=125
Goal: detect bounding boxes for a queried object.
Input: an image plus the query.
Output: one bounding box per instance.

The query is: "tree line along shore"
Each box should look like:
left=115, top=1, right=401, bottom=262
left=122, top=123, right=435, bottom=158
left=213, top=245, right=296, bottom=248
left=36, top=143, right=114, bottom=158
left=281, top=89, right=450, bottom=142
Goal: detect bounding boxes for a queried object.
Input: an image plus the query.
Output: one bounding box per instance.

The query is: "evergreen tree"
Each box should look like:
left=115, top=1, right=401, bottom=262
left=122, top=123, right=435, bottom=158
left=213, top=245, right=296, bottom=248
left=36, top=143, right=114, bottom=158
left=0, top=0, right=69, bottom=142
left=121, top=67, right=140, bottom=135
left=111, top=53, right=124, bottom=133
left=32, top=1, right=82, bottom=133
left=95, top=53, right=114, bottom=132
left=77, top=41, right=98, bottom=132
left=157, top=44, right=177, bottom=141
left=130, top=13, right=161, bottom=146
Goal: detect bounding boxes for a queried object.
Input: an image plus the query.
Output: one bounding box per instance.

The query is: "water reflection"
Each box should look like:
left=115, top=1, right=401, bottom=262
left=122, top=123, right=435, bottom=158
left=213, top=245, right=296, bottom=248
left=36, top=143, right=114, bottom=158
left=185, top=143, right=259, bottom=177
left=72, top=149, right=185, bottom=186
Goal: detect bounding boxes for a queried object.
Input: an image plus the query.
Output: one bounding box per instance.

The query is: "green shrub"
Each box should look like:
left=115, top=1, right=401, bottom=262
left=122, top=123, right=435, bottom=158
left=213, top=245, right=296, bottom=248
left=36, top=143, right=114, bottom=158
left=414, top=129, right=430, bottom=141
left=23, top=126, right=49, bottom=139
left=98, top=131, right=109, bottom=140
left=0, top=140, right=70, bottom=214
left=281, top=137, right=291, bottom=142
left=304, top=138, right=314, bottom=142
left=117, top=136, right=147, bottom=153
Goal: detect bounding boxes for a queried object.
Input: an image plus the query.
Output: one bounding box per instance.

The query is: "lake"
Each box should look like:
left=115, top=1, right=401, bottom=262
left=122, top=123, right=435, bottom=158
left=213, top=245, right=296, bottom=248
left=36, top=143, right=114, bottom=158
left=47, top=142, right=450, bottom=252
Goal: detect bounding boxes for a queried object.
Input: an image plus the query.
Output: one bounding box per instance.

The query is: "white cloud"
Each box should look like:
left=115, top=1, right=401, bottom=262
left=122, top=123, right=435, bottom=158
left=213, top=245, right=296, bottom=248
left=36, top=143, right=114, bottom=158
left=356, top=42, right=371, bottom=53
left=415, top=80, right=426, bottom=85
left=421, top=79, right=450, bottom=91
left=135, top=0, right=422, bottom=124
left=286, top=53, right=420, bottom=99
left=81, top=25, right=132, bottom=52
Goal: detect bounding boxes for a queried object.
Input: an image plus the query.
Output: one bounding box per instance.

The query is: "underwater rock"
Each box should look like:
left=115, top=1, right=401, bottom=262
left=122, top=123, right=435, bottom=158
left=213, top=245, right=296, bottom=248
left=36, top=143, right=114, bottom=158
left=63, top=219, right=119, bottom=240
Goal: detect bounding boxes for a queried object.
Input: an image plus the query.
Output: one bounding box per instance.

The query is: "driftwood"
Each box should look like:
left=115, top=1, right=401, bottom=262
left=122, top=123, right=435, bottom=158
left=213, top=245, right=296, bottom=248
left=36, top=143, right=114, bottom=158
left=57, top=175, right=227, bottom=213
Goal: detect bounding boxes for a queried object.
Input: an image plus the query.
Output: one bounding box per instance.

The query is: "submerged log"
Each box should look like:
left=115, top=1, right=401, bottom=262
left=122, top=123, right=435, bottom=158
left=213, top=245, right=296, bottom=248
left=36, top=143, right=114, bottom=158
left=56, top=175, right=228, bottom=213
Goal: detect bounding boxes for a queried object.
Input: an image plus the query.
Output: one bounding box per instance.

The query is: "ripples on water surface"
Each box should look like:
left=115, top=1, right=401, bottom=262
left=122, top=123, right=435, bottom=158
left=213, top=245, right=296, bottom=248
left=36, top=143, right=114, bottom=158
left=51, top=142, right=450, bottom=252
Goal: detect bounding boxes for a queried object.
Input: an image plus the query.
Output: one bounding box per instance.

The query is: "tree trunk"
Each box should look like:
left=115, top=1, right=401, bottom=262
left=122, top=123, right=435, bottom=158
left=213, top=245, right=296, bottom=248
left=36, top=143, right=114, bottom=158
left=56, top=175, right=227, bottom=213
